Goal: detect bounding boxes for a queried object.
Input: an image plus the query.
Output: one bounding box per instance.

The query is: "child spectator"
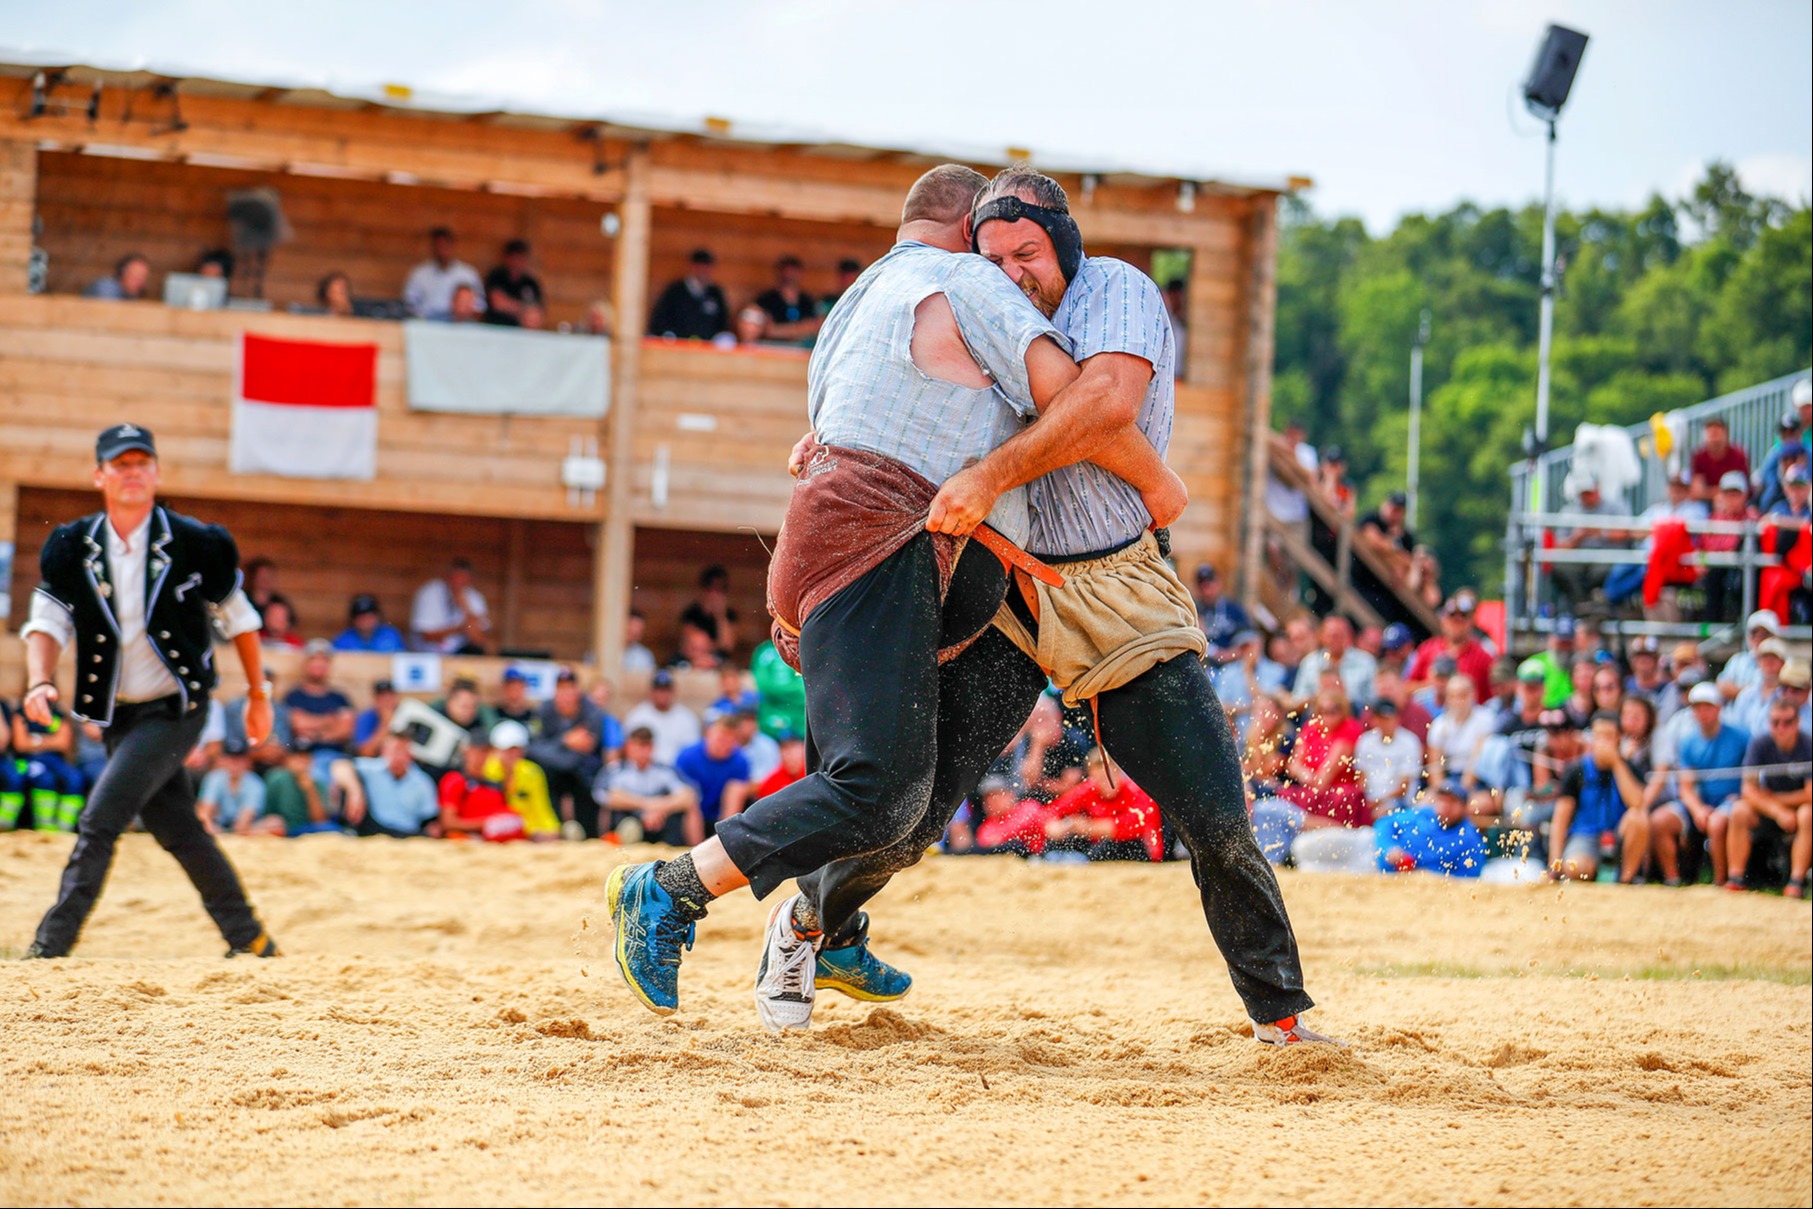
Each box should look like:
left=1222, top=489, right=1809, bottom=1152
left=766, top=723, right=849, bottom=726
left=1725, top=701, right=1811, bottom=894
left=198, top=738, right=281, bottom=835
left=1375, top=780, right=1487, bottom=877
left=1549, top=712, right=1649, bottom=883
left=594, top=726, right=701, bottom=846
left=1624, top=636, right=1667, bottom=703
left=484, top=721, right=561, bottom=839
left=9, top=697, right=85, bottom=831
left=437, top=728, right=522, bottom=841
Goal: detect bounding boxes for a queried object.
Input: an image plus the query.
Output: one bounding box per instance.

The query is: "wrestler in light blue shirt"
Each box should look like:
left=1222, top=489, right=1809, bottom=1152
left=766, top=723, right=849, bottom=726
left=808, top=241, right=1064, bottom=547
left=1025, top=256, right=1176, bottom=556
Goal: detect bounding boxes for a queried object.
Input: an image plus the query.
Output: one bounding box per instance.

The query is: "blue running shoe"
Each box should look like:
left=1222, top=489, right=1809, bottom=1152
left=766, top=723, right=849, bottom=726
left=605, top=862, right=695, bottom=1015
left=814, top=913, right=911, bottom=1002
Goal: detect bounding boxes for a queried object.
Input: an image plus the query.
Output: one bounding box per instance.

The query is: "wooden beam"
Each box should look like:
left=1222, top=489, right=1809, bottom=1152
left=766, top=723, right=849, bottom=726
left=595, top=143, right=651, bottom=676
left=501, top=517, right=527, bottom=649
left=1263, top=516, right=1386, bottom=631
left=0, top=139, right=35, bottom=295
left=1239, top=198, right=1278, bottom=612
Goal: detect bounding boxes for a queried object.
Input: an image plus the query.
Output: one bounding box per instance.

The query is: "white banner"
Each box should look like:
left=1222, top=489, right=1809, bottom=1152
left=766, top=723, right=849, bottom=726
left=404, top=321, right=610, bottom=417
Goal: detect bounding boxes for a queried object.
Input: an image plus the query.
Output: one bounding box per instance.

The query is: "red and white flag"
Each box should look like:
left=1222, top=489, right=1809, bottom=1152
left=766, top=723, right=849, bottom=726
left=229, top=332, right=379, bottom=479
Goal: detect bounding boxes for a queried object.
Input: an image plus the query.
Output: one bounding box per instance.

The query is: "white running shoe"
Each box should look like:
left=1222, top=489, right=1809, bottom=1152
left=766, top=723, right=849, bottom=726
left=1251, top=1014, right=1348, bottom=1047
left=754, top=893, right=819, bottom=1032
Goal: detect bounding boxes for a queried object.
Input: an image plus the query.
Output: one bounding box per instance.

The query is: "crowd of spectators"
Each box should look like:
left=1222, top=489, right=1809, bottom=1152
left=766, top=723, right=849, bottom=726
left=1220, top=590, right=1809, bottom=893
left=646, top=248, right=864, bottom=350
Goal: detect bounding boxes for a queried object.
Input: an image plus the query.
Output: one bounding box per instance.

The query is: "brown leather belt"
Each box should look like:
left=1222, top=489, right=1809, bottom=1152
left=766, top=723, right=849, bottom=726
left=972, top=524, right=1065, bottom=588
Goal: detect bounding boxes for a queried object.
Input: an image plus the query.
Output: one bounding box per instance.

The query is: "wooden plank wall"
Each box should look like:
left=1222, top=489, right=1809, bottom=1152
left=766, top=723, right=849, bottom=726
left=0, top=295, right=605, bottom=520
left=10, top=489, right=772, bottom=664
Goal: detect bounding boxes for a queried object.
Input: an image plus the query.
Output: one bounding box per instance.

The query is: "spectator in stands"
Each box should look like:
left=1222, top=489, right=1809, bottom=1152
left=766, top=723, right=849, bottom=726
left=754, top=731, right=807, bottom=800
left=999, top=695, right=1088, bottom=802
left=733, top=709, right=780, bottom=785
left=1689, top=417, right=1749, bottom=502
left=284, top=641, right=356, bottom=760
left=528, top=667, right=618, bottom=836
left=1283, top=615, right=1317, bottom=674
left=1266, top=634, right=1301, bottom=687
left=818, top=258, right=863, bottom=316
left=1718, top=610, right=1782, bottom=701
left=196, top=248, right=235, bottom=280
left=484, top=721, right=561, bottom=839
left=678, top=565, right=739, bottom=661
left=953, top=777, right=1030, bottom=855
left=1727, top=701, right=1811, bottom=896
left=753, top=255, right=823, bottom=344
left=580, top=298, right=615, bottom=336
left=1264, top=419, right=1318, bottom=544
left=261, top=742, right=339, bottom=835
left=404, top=227, right=485, bottom=320
left=352, top=679, right=399, bottom=758
left=595, top=726, right=701, bottom=845
left=198, top=738, right=279, bottom=836
left=1353, top=698, right=1422, bottom=819
left=1727, top=638, right=1789, bottom=737
left=1213, top=629, right=1286, bottom=742
left=1498, top=658, right=1552, bottom=773
left=1407, top=591, right=1494, bottom=703
left=433, top=678, right=498, bottom=744
left=411, top=558, right=490, bottom=654
left=492, top=668, right=537, bottom=729
left=1280, top=673, right=1368, bottom=828
left=83, top=253, right=150, bottom=301
left=1619, top=695, right=1658, bottom=779
left=1377, top=623, right=1416, bottom=676
left=447, top=284, right=482, bottom=323
left=317, top=271, right=355, bottom=317
left=1771, top=462, right=1813, bottom=525
left=482, top=239, right=545, bottom=327
left=1754, top=412, right=1806, bottom=514
left=1354, top=491, right=1416, bottom=583
left=1552, top=481, right=1631, bottom=607
left=1370, top=664, right=1432, bottom=742
left=1317, top=445, right=1355, bottom=518
left=676, top=712, right=751, bottom=835
left=436, top=727, right=517, bottom=840
left=1375, top=780, right=1487, bottom=878
left=240, top=556, right=278, bottom=618
left=259, top=595, right=304, bottom=648
left=712, top=663, right=759, bottom=715
left=1656, top=641, right=1706, bottom=726
left=1293, top=614, right=1377, bottom=709
left=1523, top=617, right=1577, bottom=708
left=1623, top=636, right=1666, bottom=704
left=648, top=248, right=730, bottom=340
left=1779, top=659, right=1812, bottom=732
left=1040, top=749, right=1165, bottom=862
left=1609, top=465, right=1709, bottom=612
left=1482, top=657, right=1520, bottom=725
left=1590, top=663, right=1625, bottom=718
left=1424, top=675, right=1496, bottom=813
left=342, top=733, right=441, bottom=838
left=1549, top=711, right=1649, bottom=882
left=622, top=669, right=702, bottom=765
left=623, top=609, right=657, bottom=676
left=1651, top=683, right=1751, bottom=886
left=331, top=593, right=407, bottom=653
left=1240, top=696, right=1293, bottom=807
left=1192, top=563, right=1249, bottom=659
left=1699, top=472, right=1758, bottom=622
left=1559, top=656, right=1597, bottom=730
left=9, top=699, right=85, bottom=831
left=1355, top=625, right=1384, bottom=660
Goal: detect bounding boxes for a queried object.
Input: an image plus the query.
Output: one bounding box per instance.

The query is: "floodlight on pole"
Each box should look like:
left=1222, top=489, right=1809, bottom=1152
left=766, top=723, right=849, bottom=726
left=1407, top=308, right=1431, bottom=531
left=1523, top=23, right=1589, bottom=453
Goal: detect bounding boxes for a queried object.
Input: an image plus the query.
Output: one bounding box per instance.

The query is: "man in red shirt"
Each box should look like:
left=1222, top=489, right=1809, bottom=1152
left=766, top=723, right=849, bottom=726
left=1042, top=749, right=1165, bottom=862
left=1407, top=591, right=1494, bottom=702
left=1690, top=417, right=1750, bottom=502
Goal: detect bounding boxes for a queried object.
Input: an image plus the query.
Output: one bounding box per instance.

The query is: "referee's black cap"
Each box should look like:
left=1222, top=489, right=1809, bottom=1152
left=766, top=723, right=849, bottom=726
left=96, top=422, right=156, bottom=462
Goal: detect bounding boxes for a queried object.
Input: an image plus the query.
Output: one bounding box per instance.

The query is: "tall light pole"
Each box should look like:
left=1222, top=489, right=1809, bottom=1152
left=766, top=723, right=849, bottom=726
left=1522, top=23, right=1589, bottom=452
left=1407, top=308, right=1431, bottom=530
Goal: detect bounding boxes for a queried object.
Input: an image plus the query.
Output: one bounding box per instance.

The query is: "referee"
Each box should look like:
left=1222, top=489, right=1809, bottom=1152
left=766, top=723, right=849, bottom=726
left=19, top=423, right=280, bottom=959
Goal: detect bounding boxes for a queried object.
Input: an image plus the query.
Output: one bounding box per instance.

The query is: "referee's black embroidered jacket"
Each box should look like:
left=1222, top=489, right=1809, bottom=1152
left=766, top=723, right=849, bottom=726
left=31, top=507, right=247, bottom=724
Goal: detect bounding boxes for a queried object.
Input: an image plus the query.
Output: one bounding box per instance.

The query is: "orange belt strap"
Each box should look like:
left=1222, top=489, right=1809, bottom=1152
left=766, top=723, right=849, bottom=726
left=972, top=524, right=1065, bottom=588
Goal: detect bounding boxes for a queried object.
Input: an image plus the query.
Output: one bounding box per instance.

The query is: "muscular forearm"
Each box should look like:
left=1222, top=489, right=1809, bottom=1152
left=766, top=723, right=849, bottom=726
left=25, top=632, right=59, bottom=689
left=233, top=631, right=266, bottom=693
left=1085, top=427, right=1171, bottom=495
left=969, top=371, right=1137, bottom=497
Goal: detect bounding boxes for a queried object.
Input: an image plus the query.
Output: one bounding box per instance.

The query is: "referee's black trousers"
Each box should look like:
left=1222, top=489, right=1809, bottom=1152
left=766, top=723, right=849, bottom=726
left=801, top=635, right=1315, bottom=1024
left=34, top=696, right=265, bottom=957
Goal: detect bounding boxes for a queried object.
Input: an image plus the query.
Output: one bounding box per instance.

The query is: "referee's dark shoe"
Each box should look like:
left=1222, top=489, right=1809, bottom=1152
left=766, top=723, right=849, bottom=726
left=21, top=941, right=51, bottom=959
left=226, top=931, right=280, bottom=958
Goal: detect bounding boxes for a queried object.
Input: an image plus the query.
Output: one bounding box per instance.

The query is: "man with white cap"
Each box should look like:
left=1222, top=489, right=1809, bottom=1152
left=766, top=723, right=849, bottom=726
left=1727, top=638, right=1790, bottom=736
left=1700, top=473, right=1757, bottom=622
left=1718, top=610, right=1784, bottom=701
left=1650, top=682, right=1752, bottom=886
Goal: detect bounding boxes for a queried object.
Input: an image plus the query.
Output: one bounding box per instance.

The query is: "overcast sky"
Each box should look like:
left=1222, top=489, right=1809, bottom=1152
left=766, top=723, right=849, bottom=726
left=3, top=0, right=1808, bottom=231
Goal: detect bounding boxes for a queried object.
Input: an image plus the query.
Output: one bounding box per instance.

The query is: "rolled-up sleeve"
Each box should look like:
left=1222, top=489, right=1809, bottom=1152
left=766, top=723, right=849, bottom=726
left=943, top=256, right=1068, bottom=418
left=20, top=588, right=75, bottom=649
left=209, top=587, right=264, bottom=640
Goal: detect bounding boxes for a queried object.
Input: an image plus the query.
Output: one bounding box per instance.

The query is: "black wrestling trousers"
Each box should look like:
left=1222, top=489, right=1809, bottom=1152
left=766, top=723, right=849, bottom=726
left=802, top=638, right=1314, bottom=1024
left=715, top=532, right=1005, bottom=899
left=34, top=696, right=265, bottom=956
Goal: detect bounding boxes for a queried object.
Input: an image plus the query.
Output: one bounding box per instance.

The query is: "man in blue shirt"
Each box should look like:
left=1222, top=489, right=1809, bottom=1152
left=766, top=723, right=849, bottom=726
left=1376, top=781, right=1487, bottom=878
left=343, top=733, right=440, bottom=838
left=1653, top=683, right=1753, bottom=886
left=331, top=594, right=407, bottom=653
left=1549, top=712, right=1649, bottom=883
left=674, top=714, right=751, bottom=836
left=1192, top=564, right=1249, bottom=661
